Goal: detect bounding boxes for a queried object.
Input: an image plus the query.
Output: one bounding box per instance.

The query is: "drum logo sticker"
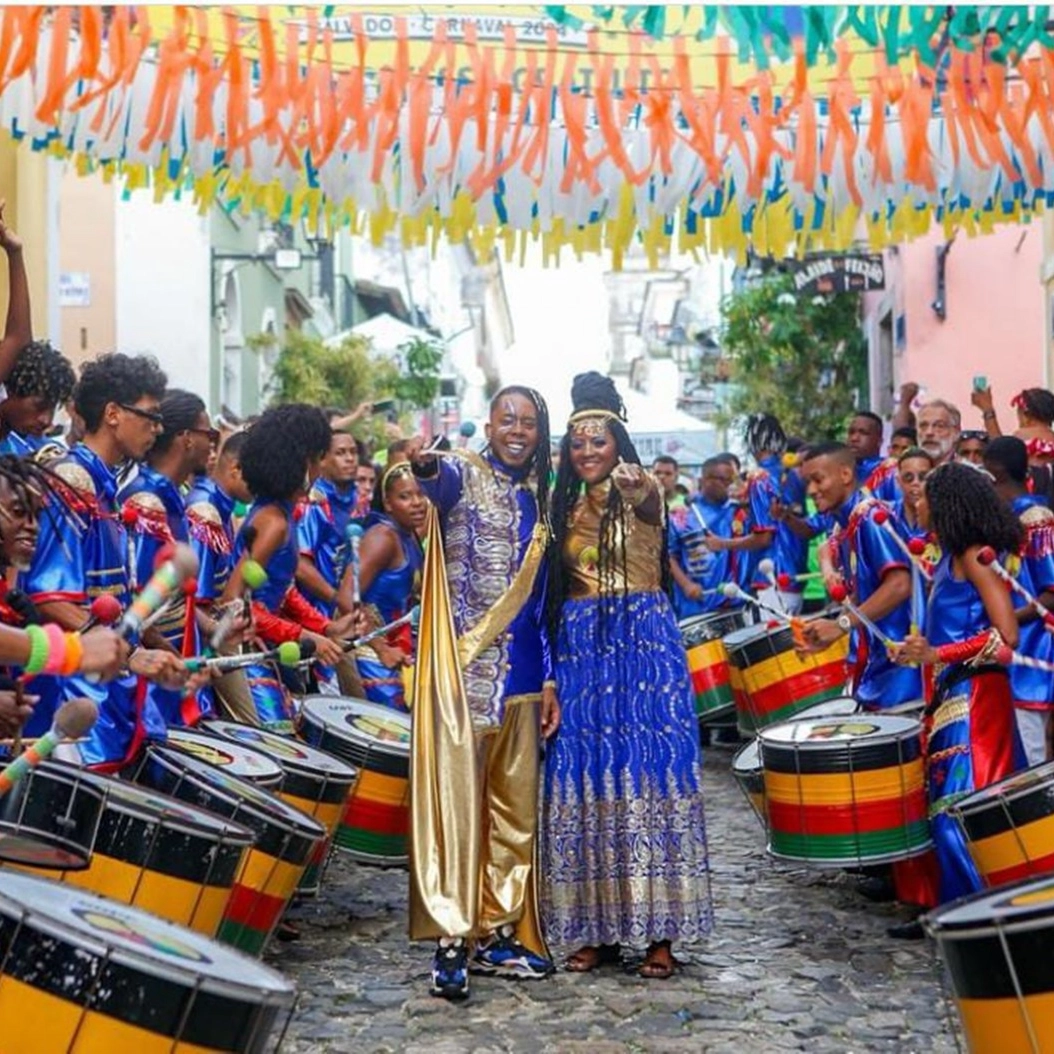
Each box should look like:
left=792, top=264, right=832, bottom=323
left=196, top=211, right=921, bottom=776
left=72, top=906, right=211, bottom=963
left=804, top=721, right=879, bottom=741
left=174, top=739, right=236, bottom=768
left=228, top=727, right=307, bottom=760
left=346, top=714, right=410, bottom=745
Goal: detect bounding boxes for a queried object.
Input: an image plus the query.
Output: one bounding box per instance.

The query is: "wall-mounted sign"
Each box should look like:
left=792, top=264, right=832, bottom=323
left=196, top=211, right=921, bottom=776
left=58, top=271, right=91, bottom=307
left=789, top=254, right=885, bottom=295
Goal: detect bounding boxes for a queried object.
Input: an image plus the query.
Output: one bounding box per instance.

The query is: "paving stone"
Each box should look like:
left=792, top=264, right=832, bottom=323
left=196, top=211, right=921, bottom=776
left=271, top=758, right=962, bottom=1052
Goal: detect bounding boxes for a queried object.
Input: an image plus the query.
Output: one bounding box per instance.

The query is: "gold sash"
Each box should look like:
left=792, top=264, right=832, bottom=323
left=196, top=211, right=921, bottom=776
left=409, top=505, right=480, bottom=939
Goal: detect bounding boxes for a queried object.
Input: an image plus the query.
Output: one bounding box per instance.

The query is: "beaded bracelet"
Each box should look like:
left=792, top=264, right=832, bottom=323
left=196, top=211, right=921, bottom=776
left=23, top=624, right=49, bottom=676
left=61, top=633, right=84, bottom=676
left=41, top=623, right=68, bottom=676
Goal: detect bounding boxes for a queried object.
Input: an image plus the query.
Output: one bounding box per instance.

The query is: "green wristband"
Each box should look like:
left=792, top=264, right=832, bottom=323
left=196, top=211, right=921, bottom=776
left=24, top=624, right=49, bottom=675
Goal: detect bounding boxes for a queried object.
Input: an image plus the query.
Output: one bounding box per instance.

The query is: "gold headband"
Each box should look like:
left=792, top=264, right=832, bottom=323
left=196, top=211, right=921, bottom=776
left=568, top=409, right=620, bottom=437
left=381, top=460, right=414, bottom=491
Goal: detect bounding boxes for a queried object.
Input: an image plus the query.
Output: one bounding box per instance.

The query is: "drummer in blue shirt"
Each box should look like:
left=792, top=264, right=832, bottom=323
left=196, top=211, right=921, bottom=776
left=668, top=455, right=749, bottom=619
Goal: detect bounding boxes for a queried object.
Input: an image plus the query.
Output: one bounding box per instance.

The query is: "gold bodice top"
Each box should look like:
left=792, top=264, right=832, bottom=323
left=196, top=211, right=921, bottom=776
left=563, top=479, right=664, bottom=598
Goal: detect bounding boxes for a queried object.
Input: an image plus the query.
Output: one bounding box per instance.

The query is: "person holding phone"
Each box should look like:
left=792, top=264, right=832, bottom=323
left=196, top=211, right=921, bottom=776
left=971, top=379, right=1054, bottom=466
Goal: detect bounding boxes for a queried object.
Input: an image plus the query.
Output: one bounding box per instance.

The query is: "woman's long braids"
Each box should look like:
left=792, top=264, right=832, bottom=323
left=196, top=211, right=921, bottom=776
left=925, top=461, right=1024, bottom=557
left=488, top=385, right=552, bottom=530
left=547, top=373, right=670, bottom=645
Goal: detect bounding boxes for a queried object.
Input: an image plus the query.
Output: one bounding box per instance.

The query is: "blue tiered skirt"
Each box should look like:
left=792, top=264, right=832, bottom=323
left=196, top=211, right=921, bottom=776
left=542, top=590, right=713, bottom=948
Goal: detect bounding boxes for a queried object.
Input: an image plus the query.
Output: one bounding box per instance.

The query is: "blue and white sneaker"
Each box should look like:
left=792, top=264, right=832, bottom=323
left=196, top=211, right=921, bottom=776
left=431, top=938, right=470, bottom=1001
left=470, top=924, right=555, bottom=980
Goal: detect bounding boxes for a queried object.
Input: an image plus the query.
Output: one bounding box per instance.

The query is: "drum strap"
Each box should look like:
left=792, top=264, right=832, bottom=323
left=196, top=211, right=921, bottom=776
left=456, top=523, right=547, bottom=668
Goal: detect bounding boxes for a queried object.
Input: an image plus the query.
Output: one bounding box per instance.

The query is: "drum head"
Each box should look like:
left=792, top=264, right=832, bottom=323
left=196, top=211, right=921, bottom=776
left=759, top=714, right=920, bottom=748
left=959, top=760, right=1054, bottom=814
left=164, top=728, right=284, bottom=787
left=926, top=873, right=1054, bottom=935
left=202, top=720, right=356, bottom=780
left=143, top=747, right=323, bottom=839
left=680, top=610, right=745, bottom=646
left=789, top=697, right=859, bottom=722
left=300, top=697, right=411, bottom=755
left=0, top=870, right=294, bottom=1000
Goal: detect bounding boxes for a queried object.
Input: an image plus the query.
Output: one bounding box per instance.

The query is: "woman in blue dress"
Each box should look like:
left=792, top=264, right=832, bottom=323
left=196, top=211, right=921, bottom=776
left=895, top=462, right=1025, bottom=932
left=222, top=404, right=355, bottom=729
left=541, top=373, right=711, bottom=979
left=339, top=460, right=426, bottom=710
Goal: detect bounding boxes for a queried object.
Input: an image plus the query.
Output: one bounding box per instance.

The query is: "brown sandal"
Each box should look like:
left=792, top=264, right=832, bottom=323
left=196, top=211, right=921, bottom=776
left=563, top=943, right=621, bottom=973
left=638, top=941, right=676, bottom=980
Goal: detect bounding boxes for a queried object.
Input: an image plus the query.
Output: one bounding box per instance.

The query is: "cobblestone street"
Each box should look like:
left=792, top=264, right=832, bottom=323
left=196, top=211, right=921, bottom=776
left=268, top=741, right=961, bottom=1053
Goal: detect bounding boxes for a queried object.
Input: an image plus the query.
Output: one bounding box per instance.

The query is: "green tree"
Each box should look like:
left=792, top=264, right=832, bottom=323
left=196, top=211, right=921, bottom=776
left=719, top=271, right=868, bottom=440
left=392, top=336, right=444, bottom=409
left=257, top=329, right=400, bottom=443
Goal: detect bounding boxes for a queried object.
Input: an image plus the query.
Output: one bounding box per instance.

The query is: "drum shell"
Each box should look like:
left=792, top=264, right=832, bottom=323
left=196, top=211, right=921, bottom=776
left=298, top=697, right=411, bottom=866
left=729, top=700, right=859, bottom=833
left=16, top=775, right=255, bottom=937
left=681, top=611, right=746, bottom=724
left=759, top=716, right=931, bottom=867
left=200, top=720, right=359, bottom=896
left=951, top=760, right=1054, bottom=889
left=0, top=761, right=105, bottom=871
left=134, top=746, right=325, bottom=955
left=0, top=871, right=295, bottom=1053
left=924, top=874, right=1054, bottom=1054
left=725, top=624, right=849, bottom=735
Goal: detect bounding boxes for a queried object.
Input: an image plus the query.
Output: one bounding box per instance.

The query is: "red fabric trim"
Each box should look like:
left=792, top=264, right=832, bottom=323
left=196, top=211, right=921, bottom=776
left=186, top=511, right=231, bottom=555
left=251, top=601, right=302, bottom=645
left=934, top=631, right=992, bottom=665
left=279, top=587, right=329, bottom=634
left=969, top=670, right=1019, bottom=790
left=29, top=590, right=87, bottom=606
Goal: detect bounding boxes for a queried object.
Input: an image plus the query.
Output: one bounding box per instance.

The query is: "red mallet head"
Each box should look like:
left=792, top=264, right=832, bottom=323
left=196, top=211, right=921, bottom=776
left=777, top=572, right=792, bottom=591
left=181, top=577, right=199, bottom=598
left=120, top=506, right=139, bottom=528
left=88, top=594, right=121, bottom=626
left=907, top=537, right=927, bottom=557
left=994, top=643, right=1015, bottom=666
left=829, top=582, right=849, bottom=603
left=976, top=546, right=997, bottom=567
left=153, top=542, right=177, bottom=570
left=872, top=507, right=890, bottom=526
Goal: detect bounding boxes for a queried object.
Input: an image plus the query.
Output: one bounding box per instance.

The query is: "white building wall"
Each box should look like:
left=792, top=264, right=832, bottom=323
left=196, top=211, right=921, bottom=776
left=115, top=194, right=211, bottom=398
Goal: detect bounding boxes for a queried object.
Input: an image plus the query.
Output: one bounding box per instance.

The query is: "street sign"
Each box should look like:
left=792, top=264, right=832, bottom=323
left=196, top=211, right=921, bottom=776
left=789, top=254, right=885, bottom=295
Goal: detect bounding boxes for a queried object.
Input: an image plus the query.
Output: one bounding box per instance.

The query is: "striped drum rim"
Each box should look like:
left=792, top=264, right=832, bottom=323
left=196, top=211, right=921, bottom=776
left=679, top=610, right=746, bottom=648
left=298, top=697, right=410, bottom=779
left=951, top=760, right=1054, bottom=889
left=724, top=624, right=849, bottom=735
left=924, top=874, right=1054, bottom=1053
left=0, top=871, right=295, bottom=1052
left=759, top=715, right=932, bottom=867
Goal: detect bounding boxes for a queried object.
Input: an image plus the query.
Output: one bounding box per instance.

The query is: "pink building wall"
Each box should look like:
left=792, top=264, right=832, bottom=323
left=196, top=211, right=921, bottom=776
left=863, top=224, right=1046, bottom=428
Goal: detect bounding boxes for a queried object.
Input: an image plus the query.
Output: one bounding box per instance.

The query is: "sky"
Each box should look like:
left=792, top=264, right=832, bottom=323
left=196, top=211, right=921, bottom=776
left=497, top=246, right=612, bottom=423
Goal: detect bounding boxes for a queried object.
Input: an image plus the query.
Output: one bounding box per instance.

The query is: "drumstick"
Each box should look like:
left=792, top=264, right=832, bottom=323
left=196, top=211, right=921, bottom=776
left=994, top=643, right=1054, bottom=673
left=116, top=544, right=199, bottom=638
left=341, top=607, right=421, bottom=651
left=346, top=524, right=364, bottom=605
left=0, top=698, right=97, bottom=797
left=183, top=639, right=304, bottom=673
left=720, top=582, right=793, bottom=624
left=828, top=583, right=899, bottom=652
left=757, top=558, right=787, bottom=612
left=977, top=546, right=1054, bottom=631
left=11, top=681, right=24, bottom=758
left=871, top=508, right=933, bottom=581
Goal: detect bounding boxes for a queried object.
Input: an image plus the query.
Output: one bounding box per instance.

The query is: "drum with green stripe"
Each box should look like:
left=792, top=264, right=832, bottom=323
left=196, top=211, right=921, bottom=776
left=298, top=697, right=411, bottom=868
left=759, top=714, right=931, bottom=868
left=679, top=610, right=746, bottom=725
left=724, top=622, right=849, bottom=736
